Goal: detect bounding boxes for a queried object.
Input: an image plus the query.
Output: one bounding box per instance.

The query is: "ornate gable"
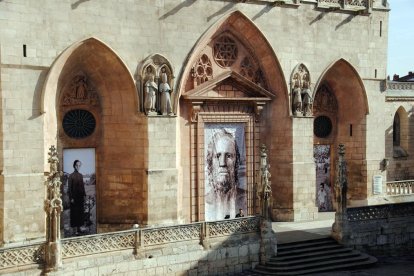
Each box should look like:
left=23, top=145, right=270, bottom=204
left=183, top=71, right=274, bottom=101
left=183, top=71, right=274, bottom=122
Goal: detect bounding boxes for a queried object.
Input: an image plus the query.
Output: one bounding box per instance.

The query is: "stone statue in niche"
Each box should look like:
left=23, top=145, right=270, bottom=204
left=74, top=75, right=87, bottom=99
left=291, top=64, right=313, bottom=116
left=292, top=76, right=302, bottom=115
left=144, top=74, right=158, bottom=115
left=301, top=73, right=313, bottom=116
left=159, top=71, right=174, bottom=116
left=62, top=74, right=99, bottom=106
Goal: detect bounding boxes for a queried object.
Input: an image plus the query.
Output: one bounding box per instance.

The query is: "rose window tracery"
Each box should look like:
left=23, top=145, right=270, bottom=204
left=62, top=109, right=96, bottom=139
left=314, top=115, right=333, bottom=138
left=193, top=54, right=213, bottom=85
left=213, top=35, right=238, bottom=67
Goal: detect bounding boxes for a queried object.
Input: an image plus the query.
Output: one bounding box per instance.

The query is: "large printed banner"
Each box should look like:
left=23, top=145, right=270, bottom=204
left=204, top=123, right=247, bottom=221
left=63, top=148, right=96, bottom=237
left=314, top=145, right=334, bottom=212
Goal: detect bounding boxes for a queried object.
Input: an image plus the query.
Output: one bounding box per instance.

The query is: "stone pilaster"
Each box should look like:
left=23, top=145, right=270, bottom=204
left=147, top=117, right=178, bottom=226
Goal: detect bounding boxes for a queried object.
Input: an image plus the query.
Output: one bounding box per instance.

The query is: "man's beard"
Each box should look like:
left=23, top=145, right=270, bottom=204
left=212, top=168, right=236, bottom=193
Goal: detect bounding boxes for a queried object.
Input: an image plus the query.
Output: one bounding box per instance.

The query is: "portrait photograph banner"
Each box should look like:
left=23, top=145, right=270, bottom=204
left=62, top=148, right=96, bottom=237
left=314, top=145, right=334, bottom=212
left=204, top=123, right=247, bottom=221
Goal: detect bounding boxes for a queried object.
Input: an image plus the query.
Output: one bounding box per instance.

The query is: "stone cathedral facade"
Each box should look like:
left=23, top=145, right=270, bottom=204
left=1, top=0, right=412, bottom=249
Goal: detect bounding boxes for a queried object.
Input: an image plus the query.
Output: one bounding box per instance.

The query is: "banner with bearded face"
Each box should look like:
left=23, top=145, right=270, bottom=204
left=204, top=124, right=247, bottom=221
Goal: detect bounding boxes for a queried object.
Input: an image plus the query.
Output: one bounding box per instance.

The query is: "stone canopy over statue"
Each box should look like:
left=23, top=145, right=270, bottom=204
left=140, top=56, right=175, bottom=116
left=291, top=64, right=313, bottom=116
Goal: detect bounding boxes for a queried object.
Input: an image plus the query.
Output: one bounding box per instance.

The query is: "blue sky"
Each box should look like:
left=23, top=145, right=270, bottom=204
left=387, top=0, right=414, bottom=77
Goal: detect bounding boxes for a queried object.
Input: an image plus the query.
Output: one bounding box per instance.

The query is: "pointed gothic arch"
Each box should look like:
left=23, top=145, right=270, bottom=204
left=41, top=37, right=148, bottom=231
left=41, top=37, right=139, bottom=156
left=176, top=10, right=287, bottom=113
left=176, top=10, right=288, bottom=222
left=314, top=58, right=369, bottom=202
left=393, top=106, right=409, bottom=157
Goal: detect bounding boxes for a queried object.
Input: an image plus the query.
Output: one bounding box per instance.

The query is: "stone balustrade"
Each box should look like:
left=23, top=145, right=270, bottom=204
left=0, top=216, right=260, bottom=271
left=386, top=180, right=414, bottom=195
left=336, top=202, right=414, bottom=256
left=0, top=242, right=44, bottom=269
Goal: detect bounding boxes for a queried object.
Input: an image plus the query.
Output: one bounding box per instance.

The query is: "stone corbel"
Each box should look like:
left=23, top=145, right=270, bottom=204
left=191, top=101, right=204, bottom=122
left=254, top=101, right=267, bottom=122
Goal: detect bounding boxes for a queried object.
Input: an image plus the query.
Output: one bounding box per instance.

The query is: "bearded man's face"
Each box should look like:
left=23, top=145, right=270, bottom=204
left=211, top=136, right=236, bottom=193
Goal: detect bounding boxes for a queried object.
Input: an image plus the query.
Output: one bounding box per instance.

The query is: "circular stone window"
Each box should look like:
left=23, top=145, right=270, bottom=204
left=213, top=35, right=238, bottom=67
left=62, top=109, right=96, bottom=139
left=314, top=115, right=332, bottom=138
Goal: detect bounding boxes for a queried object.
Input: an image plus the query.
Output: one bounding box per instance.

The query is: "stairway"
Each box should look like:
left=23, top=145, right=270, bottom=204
left=252, top=237, right=377, bottom=275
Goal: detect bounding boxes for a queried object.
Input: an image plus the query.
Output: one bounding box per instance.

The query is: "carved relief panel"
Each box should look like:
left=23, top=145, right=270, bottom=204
left=59, top=72, right=101, bottom=147
left=138, top=54, right=175, bottom=116
left=290, top=64, right=313, bottom=116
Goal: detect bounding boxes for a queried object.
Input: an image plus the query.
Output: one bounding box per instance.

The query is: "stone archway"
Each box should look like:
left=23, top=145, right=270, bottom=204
left=42, top=37, right=148, bottom=232
left=314, top=59, right=369, bottom=203
left=176, top=10, right=287, bottom=222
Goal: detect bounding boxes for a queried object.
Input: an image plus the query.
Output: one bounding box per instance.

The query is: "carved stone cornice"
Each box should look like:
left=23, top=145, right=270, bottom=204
left=183, top=71, right=274, bottom=122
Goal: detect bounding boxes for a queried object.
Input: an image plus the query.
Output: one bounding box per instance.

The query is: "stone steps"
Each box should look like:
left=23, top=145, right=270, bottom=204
left=251, top=237, right=377, bottom=275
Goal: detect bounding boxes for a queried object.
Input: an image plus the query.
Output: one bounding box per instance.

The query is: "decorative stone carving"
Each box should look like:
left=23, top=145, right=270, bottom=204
left=139, top=54, right=175, bottom=115
left=292, top=81, right=302, bottom=115
left=1, top=244, right=44, bottom=269
left=291, top=64, right=312, bottom=116
left=257, top=144, right=272, bottom=220
left=254, top=69, right=267, bottom=89
left=336, top=144, right=348, bottom=215
left=347, top=0, right=366, bottom=6
left=159, top=70, right=174, bottom=116
left=44, top=145, right=63, bottom=272
left=144, top=73, right=158, bottom=115
left=213, top=35, right=238, bottom=67
left=62, top=232, right=135, bottom=258
left=190, top=102, right=203, bottom=123
left=332, top=144, right=349, bottom=243
left=192, top=54, right=213, bottom=86
left=240, top=57, right=255, bottom=81
left=313, top=85, right=338, bottom=114
left=62, top=74, right=99, bottom=106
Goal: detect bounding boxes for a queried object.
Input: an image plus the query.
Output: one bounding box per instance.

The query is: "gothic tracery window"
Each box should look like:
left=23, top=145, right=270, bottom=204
left=213, top=35, right=238, bottom=67
left=193, top=54, right=213, bottom=85
left=240, top=57, right=255, bottom=81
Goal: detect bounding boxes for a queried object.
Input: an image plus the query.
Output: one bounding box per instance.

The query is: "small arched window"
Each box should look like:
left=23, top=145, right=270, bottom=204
left=393, top=108, right=408, bottom=159
left=393, top=112, right=400, bottom=146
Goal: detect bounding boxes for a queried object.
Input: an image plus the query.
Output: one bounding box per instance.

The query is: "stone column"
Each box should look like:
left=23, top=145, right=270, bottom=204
left=44, top=146, right=63, bottom=272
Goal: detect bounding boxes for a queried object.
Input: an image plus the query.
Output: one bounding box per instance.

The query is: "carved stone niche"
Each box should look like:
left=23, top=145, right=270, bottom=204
left=290, top=63, right=313, bottom=117
left=137, top=54, right=175, bottom=116
left=182, top=71, right=274, bottom=123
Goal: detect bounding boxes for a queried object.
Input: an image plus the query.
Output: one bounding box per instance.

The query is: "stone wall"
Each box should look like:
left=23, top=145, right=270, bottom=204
left=0, top=0, right=393, bottom=245
left=1, top=216, right=276, bottom=275
left=336, top=202, right=414, bottom=256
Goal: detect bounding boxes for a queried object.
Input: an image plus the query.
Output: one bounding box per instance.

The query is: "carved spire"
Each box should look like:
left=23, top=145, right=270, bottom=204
left=259, top=144, right=272, bottom=220
left=44, top=145, right=63, bottom=272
